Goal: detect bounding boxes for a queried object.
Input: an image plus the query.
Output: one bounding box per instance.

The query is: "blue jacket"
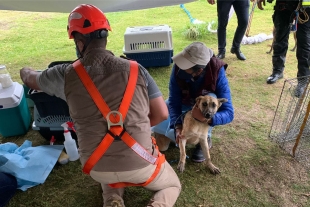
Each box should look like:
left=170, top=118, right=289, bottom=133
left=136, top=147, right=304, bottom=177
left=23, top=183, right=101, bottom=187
left=168, top=64, right=234, bottom=129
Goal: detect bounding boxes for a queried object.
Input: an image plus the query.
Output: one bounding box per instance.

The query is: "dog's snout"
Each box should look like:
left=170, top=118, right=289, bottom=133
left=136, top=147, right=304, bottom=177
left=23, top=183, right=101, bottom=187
left=204, top=113, right=212, bottom=119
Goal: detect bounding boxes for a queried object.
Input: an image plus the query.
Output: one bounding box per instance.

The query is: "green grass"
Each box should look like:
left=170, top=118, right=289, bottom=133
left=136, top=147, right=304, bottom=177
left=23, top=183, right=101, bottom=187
left=1, top=1, right=310, bottom=207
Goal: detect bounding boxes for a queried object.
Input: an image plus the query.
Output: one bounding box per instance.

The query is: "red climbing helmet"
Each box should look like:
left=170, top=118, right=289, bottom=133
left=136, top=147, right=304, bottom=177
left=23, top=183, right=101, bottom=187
left=67, top=4, right=111, bottom=39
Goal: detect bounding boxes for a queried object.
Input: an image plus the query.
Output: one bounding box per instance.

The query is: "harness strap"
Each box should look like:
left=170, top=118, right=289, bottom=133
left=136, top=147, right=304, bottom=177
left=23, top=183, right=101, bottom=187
left=73, top=60, right=138, bottom=174
left=109, top=152, right=165, bottom=188
left=121, top=132, right=157, bottom=164
left=73, top=60, right=138, bottom=124
left=82, top=133, right=114, bottom=174
left=109, top=136, right=164, bottom=188
left=73, top=60, right=165, bottom=184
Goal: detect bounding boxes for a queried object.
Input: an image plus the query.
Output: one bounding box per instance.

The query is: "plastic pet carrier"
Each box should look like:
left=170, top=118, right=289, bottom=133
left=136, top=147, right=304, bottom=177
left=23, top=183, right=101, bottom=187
left=123, top=25, right=173, bottom=68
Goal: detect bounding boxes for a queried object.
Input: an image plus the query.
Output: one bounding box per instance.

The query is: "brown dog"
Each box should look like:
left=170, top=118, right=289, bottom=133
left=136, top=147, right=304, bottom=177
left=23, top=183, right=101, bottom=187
left=177, top=95, right=228, bottom=174
left=266, top=26, right=297, bottom=54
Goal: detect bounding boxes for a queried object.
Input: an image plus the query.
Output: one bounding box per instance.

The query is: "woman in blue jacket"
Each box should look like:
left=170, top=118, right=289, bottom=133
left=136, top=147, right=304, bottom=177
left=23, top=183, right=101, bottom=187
left=152, top=42, right=234, bottom=162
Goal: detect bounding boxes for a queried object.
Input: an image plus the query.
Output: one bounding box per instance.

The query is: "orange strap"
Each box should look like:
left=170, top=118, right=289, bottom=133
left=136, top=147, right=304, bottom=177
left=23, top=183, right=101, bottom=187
left=73, top=60, right=165, bottom=187
left=82, top=133, right=114, bottom=174
left=73, top=60, right=138, bottom=123
left=73, top=60, right=138, bottom=174
left=109, top=152, right=165, bottom=188
left=109, top=136, right=165, bottom=188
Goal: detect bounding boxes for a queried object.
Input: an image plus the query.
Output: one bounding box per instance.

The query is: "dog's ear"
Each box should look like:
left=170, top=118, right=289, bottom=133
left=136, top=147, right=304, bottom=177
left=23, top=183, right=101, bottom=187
left=195, top=96, right=203, bottom=104
left=217, top=98, right=228, bottom=108
left=218, top=98, right=228, bottom=103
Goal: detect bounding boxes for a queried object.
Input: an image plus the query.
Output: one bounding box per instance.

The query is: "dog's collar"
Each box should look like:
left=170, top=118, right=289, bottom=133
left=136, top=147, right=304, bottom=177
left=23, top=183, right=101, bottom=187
left=191, top=104, right=209, bottom=123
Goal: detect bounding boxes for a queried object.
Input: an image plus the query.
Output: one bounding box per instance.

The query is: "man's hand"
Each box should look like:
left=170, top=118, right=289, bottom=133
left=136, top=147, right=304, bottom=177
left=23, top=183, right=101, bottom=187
left=257, top=0, right=266, bottom=10
left=20, top=67, right=40, bottom=90
left=207, top=0, right=215, bottom=5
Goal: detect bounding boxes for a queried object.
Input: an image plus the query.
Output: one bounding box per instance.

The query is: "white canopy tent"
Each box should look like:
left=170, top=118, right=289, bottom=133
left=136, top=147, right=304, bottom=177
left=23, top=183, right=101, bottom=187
left=0, top=0, right=194, bottom=13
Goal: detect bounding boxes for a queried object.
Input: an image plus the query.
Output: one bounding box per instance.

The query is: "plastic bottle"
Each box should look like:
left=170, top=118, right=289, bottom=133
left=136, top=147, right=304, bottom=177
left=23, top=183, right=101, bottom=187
left=61, top=122, right=79, bottom=161
left=0, top=65, right=13, bottom=88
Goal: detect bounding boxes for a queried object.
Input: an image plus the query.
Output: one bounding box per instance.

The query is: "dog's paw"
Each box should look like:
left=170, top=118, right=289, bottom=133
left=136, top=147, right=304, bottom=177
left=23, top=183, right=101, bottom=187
left=177, top=161, right=185, bottom=172
left=207, top=163, right=221, bottom=175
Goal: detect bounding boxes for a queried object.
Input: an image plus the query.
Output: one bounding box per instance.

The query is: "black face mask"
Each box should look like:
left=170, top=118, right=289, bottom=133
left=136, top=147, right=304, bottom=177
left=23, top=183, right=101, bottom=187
left=75, top=47, right=82, bottom=58
left=177, top=70, right=193, bottom=80
left=74, top=38, right=89, bottom=59
left=177, top=69, right=206, bottom=82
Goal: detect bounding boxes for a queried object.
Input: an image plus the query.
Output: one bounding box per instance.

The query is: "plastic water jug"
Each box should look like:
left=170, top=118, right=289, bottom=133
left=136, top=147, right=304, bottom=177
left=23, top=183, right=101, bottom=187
left=0, top=65, right=13, bottom=88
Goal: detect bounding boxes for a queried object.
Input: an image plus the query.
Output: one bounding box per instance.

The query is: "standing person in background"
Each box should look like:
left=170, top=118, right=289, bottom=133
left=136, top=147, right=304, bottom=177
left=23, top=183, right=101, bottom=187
left=261, top=0, right=299, bottom=84
left=20, top=4, right=181, bottom=207
left=258, top=0, right=310, bottom=97
left=207, top=0, right=250, bottom=60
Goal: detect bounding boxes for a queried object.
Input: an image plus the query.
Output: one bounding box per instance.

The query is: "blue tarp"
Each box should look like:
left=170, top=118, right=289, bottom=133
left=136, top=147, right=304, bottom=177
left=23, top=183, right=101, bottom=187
left=0, top=140, right=63, bottom=191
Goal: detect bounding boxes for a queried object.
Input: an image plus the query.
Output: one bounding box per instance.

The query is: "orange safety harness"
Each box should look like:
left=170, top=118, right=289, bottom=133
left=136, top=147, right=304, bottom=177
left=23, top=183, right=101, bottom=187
left=72, top=60, right=165, bottom=188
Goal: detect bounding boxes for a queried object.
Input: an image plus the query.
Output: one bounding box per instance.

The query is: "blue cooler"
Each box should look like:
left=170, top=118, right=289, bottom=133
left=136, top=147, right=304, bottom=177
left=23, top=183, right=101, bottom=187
left=0, top=82, right=31, bottom=137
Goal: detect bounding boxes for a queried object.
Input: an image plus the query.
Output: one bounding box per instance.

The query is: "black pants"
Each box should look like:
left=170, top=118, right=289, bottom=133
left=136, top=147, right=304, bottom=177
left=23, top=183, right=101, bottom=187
left=217, top=0, right=249, bottom=53
left=272, top=8, right=292, bottom=74
left=296, top=9, right=310, bottom=79
left=272, top=6, right=310, bottom=80
left=0, top=172, right=17, bottom=207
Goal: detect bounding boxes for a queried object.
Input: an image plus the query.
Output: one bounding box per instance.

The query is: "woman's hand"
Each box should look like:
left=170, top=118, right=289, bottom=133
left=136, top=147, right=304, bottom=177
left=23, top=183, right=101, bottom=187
left=175, top=128, right=183, bottom=144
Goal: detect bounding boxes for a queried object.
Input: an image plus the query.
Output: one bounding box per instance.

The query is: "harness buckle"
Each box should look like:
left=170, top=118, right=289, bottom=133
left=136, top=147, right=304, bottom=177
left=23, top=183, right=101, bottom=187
left=106, top=111, right=124, bottom=130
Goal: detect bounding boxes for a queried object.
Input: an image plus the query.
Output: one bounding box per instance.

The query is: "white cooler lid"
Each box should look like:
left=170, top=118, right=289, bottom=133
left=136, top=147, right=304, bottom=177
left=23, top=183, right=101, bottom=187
left=0, top=82, right=23, bottom=109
